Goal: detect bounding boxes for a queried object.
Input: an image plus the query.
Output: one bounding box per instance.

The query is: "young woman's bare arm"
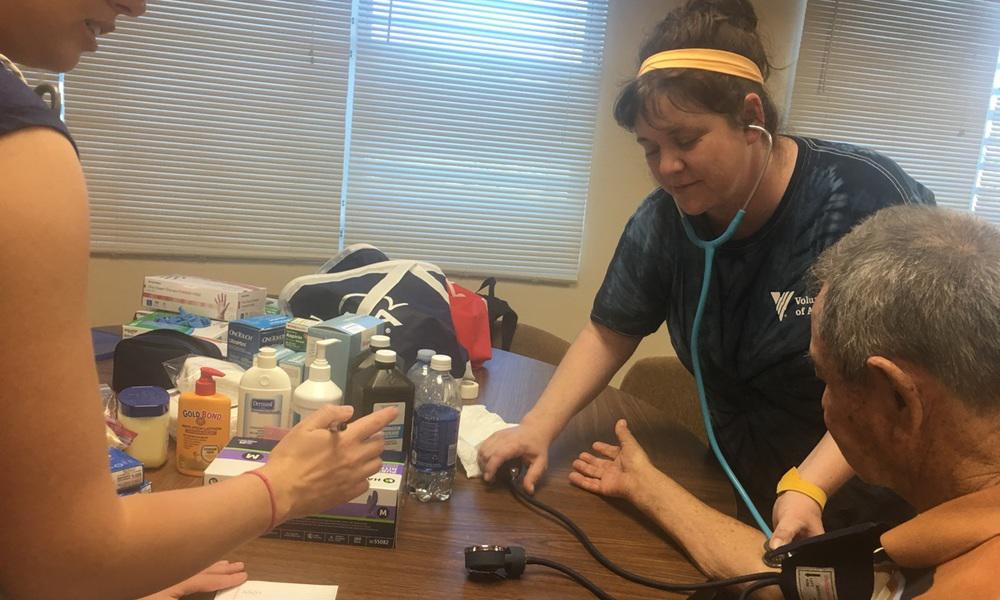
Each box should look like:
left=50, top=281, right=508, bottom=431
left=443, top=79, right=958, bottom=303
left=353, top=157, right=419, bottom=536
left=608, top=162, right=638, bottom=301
left=0, top=128, right=395, bottom=599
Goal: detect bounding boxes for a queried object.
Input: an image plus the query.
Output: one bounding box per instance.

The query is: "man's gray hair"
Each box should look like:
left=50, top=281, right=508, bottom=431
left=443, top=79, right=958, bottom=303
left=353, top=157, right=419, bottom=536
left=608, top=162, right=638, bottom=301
left=813, top=205, right=1000, bottom=410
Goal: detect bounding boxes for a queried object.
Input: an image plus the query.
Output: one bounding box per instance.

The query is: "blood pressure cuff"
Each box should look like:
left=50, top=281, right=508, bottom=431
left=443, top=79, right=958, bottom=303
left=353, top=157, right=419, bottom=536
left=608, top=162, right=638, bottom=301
left=773, top=522, right=888, bottom=600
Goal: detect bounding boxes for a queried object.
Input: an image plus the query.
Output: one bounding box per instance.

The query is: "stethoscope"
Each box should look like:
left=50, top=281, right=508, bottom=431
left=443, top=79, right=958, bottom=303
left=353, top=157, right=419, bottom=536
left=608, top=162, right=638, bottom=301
left=678, top=123, right=775, bottom=536
left=34, top=81, right=62, bottom=115
left=0, top=53, right=63, bottom=117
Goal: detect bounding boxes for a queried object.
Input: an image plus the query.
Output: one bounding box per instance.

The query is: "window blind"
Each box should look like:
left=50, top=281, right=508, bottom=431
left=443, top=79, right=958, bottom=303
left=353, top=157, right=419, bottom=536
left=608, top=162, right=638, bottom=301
left=972, top=63, right=1000, bottom=223
left=69, top=0, right=352, bottom=260
left=345, top=0, right=608, bottom=280
left=787, top=0, right=1000, bottom=218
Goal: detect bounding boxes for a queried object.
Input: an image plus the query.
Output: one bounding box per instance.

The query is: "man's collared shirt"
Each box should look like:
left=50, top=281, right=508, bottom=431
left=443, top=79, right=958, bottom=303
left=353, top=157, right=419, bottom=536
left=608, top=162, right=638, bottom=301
left=873, top=484, right=1000, bottom=599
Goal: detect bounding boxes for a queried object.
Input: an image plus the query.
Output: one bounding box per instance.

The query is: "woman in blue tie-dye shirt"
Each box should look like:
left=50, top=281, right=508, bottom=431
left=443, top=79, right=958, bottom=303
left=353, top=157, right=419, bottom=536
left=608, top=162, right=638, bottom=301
left=479, top=0, right=934, bottom=550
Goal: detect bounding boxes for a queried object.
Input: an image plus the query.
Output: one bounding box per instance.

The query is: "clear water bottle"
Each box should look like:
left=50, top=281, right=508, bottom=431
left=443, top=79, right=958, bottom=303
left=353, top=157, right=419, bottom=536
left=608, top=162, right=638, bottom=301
left=406, top=348, right=435, bottom=388
left=410, top=354, right=461, bottom=502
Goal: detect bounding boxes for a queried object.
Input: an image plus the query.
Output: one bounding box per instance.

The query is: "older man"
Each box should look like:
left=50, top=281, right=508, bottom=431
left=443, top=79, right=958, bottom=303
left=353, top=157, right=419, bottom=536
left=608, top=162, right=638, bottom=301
left=569, top=205, right=1000, bottom=598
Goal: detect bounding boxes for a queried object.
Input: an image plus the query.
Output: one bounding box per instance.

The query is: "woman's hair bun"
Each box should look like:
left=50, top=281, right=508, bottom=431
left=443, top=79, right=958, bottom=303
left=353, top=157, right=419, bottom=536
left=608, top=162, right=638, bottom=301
left=685, top=0, right=758, bottom=32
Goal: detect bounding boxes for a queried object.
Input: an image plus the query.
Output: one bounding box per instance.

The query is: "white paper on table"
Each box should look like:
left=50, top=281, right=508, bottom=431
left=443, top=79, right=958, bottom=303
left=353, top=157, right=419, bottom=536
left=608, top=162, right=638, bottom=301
left=215, top=581, right=338, bottom=600
left=457, top=404, right=517, bottom=479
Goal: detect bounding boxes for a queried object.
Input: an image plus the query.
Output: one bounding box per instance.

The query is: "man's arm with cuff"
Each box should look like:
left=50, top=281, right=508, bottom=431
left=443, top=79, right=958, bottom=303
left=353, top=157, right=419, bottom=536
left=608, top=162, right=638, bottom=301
left=570, top=420, right=780, bottom=597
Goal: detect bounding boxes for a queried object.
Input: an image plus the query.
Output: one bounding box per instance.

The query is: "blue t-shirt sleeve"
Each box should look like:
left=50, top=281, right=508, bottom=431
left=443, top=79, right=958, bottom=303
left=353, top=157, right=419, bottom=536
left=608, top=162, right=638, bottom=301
left=591, top=193, right=672, bottom=337
left=840, top=143, right=935, bottom=209
left=802, top=140, right=935, bottom=253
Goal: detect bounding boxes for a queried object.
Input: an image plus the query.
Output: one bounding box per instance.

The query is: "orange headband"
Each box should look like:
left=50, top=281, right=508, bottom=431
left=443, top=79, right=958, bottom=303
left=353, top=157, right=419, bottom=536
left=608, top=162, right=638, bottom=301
left=638, top=48, right=764, bottom=84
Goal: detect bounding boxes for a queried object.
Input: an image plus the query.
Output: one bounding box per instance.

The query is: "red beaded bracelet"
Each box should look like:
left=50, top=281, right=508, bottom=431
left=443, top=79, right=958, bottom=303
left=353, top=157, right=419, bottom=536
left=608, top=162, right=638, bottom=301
left=246, top=470, right=277, bottom=532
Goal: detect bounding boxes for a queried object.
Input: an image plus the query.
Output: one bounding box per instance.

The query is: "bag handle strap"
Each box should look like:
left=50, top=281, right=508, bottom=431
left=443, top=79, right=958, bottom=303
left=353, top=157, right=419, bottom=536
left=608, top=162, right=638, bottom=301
left=477, top=277, right=497, bottom=298
left=475, top=276, right=518, bottom=350
left=358, top=261, right=415, bottom=316
left=498, top=305, right=518, bottom=351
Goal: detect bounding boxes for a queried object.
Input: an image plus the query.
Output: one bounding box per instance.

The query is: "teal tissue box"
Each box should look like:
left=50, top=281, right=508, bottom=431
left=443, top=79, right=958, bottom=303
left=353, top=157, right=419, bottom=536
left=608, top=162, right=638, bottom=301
left=305, top=314, right=385, bottom=401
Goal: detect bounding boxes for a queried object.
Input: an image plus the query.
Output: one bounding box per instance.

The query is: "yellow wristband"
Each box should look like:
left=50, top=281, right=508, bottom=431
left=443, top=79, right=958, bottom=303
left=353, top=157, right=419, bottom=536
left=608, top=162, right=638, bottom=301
left=776, top=467, right=828, bottom=510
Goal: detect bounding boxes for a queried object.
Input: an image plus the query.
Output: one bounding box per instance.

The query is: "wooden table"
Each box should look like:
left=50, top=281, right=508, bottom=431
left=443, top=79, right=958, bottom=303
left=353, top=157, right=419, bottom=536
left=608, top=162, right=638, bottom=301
left=99, top=348, right=735, bottom=599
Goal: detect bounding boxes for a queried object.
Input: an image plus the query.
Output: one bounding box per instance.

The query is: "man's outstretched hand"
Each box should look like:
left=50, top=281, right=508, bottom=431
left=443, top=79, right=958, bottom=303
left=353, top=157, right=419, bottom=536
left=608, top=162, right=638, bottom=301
left=569, top=419, right=654, bottom=502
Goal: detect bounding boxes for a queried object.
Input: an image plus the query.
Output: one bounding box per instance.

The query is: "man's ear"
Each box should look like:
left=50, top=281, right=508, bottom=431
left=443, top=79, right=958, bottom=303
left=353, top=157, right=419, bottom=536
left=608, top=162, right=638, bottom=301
left=866, top=356, right=925, bottom=442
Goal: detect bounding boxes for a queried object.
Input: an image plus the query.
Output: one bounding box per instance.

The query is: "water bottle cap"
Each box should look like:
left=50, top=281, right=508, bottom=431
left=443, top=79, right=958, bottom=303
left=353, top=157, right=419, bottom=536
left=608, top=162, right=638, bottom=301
left=375, top=349, right=397, bottom=364
left=416, top=348, right=435, bottom=363
left=371, top=335, right=391, bottom=349
left=430, top=354, right=452, bottom=372
left=460, top=380, right=479, bottom=401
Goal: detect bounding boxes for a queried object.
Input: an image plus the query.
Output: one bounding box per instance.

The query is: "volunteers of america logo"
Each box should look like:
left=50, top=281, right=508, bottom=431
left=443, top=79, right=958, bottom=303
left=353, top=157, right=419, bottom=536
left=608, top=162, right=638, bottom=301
left=771, top=291, right=814, bottom=321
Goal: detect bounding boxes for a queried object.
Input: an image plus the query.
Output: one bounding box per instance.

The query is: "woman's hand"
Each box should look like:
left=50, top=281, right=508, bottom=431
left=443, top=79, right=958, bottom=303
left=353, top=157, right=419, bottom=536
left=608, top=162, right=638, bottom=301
left=478, top=419, right=554, bottom=494
left=770, top=491, right=825, bottom=549
left=260, top=404, right=398, bottom=521
left=568, top=419, right=655, bottom=502
left=138, top=561, right=247, bottom=599
left=768, top=432, right=852, bottom=548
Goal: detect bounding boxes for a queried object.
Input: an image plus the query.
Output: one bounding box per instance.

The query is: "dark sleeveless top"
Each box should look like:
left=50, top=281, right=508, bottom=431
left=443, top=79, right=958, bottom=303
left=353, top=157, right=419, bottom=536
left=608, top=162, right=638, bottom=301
left=0, top=64, right=74, bottom=148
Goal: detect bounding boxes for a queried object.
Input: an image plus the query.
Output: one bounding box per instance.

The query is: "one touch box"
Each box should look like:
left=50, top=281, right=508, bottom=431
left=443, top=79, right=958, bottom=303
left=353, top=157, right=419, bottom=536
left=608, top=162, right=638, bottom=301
left=226, top=315, right=292, bottom=370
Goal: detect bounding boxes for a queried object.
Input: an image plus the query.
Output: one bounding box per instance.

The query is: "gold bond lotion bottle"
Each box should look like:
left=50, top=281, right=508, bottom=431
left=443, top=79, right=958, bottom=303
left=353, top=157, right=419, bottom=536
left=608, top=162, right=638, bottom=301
left=176, top=367, right=231, bottom=476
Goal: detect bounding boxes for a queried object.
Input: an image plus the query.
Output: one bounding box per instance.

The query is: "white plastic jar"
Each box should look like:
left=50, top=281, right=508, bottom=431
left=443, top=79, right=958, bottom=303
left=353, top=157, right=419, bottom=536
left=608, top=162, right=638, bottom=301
left=118, top=386, right=170, bottom=468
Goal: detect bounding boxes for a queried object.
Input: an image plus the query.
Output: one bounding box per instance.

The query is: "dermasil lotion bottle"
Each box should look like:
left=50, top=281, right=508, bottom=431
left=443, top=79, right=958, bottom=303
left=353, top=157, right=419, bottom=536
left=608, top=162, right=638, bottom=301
left=236, top=347, right=292, bottom=438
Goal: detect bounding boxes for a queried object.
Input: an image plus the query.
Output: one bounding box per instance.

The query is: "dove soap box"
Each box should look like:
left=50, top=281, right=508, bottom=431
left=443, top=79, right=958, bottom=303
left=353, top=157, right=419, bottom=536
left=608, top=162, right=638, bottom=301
left=203, top=437, right=404, bottom=548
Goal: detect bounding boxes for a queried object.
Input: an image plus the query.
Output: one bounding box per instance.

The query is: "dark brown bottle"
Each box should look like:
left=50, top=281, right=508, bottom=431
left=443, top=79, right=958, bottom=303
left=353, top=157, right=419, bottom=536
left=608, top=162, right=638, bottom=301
left=353, top=349, right=414, bottom=463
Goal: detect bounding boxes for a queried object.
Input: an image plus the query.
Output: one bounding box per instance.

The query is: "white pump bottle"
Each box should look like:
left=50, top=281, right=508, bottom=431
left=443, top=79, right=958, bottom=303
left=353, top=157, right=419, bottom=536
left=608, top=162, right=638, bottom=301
left=292, top=338, right=344, bottom=425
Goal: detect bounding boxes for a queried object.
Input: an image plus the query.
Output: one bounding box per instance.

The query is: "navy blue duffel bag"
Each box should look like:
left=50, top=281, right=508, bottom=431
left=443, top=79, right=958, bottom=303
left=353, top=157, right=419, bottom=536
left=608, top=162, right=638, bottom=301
left=279, top=244, right=467, bottom=378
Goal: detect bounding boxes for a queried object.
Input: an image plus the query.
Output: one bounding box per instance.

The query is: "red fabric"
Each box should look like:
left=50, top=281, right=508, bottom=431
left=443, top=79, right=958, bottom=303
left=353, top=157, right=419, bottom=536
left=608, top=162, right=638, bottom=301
left=447, top=281, right=492, bottom=367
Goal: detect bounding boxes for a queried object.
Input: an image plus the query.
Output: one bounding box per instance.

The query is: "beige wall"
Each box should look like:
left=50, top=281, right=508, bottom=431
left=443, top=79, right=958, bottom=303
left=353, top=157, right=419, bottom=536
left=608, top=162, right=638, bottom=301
left=88, top=0, right=807, bottom=384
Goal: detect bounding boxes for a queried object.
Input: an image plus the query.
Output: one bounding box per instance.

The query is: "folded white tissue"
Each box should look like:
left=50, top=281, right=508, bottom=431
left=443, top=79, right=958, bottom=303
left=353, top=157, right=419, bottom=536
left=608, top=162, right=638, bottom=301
left=457, top=405, right=517, bottom=479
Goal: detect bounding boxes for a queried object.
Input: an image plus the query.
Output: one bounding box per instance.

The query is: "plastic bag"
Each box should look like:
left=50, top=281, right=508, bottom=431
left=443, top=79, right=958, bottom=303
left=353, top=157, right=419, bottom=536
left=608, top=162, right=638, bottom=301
left=101, top=383, right=137, bottom=449
left=163, top=355, right=245, bottom=439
